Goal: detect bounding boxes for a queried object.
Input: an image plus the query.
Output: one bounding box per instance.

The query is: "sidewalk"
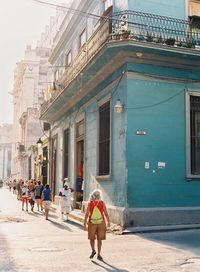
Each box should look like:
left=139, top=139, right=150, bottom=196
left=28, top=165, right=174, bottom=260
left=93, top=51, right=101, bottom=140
left=51, top=202, right=200, bottom=235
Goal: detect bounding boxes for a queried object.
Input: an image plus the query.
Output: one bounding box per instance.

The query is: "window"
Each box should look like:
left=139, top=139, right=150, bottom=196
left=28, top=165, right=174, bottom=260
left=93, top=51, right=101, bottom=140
left=28, top=155, right=32, bottom=180
left=98, top=101, right=110, bottom=175
left=63, top=129, right=69, bottom=178
left=79, top=29, right=86, bottom=48
left=65, top=51, right=72, bottom=69
left=190, top=95, right=200, bottom=175
left=42, top=146, right=48, bottom=185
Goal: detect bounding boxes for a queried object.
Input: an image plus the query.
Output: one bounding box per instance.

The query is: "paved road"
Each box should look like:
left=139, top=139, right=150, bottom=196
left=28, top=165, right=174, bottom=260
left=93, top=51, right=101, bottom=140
left=0, top=187, right=200, bottom=272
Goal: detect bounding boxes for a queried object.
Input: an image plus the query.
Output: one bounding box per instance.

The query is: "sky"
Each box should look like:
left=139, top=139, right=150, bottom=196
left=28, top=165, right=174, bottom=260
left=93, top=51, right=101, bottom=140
left=0, top=0, right=59, bottom=125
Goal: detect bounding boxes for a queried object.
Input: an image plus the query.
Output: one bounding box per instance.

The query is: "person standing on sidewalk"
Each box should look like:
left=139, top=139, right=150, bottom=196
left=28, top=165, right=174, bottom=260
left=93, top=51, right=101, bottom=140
left=21, top=181, right=29, bottom=211
left=84, top=189, right=110, bottom=261
left=41, top=184, right=52, bottom=220
left=35, top=181, right=44, bottom=212
left=59, top=181, right=74, bottom=221
left=28, top=180, right=36, bottom=212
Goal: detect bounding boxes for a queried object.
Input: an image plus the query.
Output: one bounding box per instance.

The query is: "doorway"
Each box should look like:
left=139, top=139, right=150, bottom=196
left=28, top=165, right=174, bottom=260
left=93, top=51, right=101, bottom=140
left=75, top=120, right=84, bottom=209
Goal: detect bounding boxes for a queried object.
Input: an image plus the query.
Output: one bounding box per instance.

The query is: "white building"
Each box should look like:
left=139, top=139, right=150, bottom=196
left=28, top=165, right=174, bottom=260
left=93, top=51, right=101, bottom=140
left=11, top=26, right=54, bottom=180
left=0, top=124, right=12, bottom=181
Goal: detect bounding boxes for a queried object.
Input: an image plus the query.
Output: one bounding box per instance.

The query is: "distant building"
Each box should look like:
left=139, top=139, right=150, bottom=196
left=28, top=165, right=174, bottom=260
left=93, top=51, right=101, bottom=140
left=0, top=124, right=12, bottom=181
left=10, top=21, right=55, bottom=181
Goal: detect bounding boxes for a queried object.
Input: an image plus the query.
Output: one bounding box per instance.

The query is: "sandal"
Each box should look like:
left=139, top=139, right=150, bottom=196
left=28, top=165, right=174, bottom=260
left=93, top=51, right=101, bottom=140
left=97, top=255, right=103, bottom=261
left=89, top=250, right=96, bottom=259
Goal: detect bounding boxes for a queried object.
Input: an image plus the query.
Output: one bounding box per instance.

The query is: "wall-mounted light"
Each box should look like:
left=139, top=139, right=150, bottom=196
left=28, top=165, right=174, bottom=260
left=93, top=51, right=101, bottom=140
left=37, top=138, right=43, bottom=148
left=136, top=130, right=147, bottom=135
left=114, top=99, right=124, bottom=113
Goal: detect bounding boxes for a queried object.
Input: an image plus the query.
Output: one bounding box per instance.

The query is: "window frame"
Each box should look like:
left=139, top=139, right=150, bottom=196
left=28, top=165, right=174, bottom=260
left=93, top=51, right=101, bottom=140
left=97, top=99, right=111, bottom=177
left=65, top=50, right=72, bottom=69
left=79, top=28, right=86, bottom=48
left=186, top=90, right=200, bottom=178
left=63, top=128, right=70, bottom=179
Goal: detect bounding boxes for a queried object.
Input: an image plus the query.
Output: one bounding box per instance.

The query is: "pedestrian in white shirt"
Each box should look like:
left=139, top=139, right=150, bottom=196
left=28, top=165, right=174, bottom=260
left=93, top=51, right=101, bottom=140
left=59, top=181, right=74, bottom=221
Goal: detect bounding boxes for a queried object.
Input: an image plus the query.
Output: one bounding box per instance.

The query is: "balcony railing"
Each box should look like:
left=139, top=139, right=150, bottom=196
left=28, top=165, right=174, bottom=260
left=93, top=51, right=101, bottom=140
left=41, top=10, right=200, bottom=115
left=112, top=10, right=200, bottom=46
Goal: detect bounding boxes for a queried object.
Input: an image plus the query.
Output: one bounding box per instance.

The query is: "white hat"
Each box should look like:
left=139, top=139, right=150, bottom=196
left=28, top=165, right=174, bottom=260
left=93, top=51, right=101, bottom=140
left=64, top=177, right=68, bottom=181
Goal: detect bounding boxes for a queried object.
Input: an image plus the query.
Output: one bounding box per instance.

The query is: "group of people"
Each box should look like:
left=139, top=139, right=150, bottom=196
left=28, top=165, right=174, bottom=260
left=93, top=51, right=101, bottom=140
left=7, top=178, right=111, bottom=261
left=8, top=179, right=52, bottom=220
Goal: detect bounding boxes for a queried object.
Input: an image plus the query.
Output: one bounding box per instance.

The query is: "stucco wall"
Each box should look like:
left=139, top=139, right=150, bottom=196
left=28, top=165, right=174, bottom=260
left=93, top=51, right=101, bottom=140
left=127, top=0, right=186, bottom=19
left=126, top=74, right=200, bottom=209
left=84, top=77, right=127, bottom=207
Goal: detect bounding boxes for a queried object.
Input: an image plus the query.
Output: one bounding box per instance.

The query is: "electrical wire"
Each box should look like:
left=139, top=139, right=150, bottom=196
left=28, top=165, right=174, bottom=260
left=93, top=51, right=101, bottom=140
left=32, top=0, right=108, bottom=20
left=32, top=0, right=140, bottom=26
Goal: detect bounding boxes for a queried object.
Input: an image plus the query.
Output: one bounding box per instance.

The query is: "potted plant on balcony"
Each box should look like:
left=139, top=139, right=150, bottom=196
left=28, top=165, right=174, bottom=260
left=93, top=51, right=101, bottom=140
left=121, top=30, right=131, bottom=39
left=185, top=37, right=196, bottom=48
left=146, top=32, right=154, bottom=42
left=165, top=37, right=176, bottom=46
left=156, top=35, right=164, bottom=44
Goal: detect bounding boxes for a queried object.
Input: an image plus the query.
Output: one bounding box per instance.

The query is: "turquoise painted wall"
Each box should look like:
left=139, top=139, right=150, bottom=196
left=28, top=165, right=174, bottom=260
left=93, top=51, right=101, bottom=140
left=84, top=76, right=127, bottom=207
left=128, top=0, right=186, bottom=19
left=126, top=77, right=200, bottom=208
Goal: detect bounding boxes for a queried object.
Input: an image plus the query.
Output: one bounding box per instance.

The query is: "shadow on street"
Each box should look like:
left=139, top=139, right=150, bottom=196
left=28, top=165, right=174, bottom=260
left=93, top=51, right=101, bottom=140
left=91, top=260, right=129, bottom=272
left=48, top=219, right=73, bottom=231
left=137, top=229, right=200, bottom=255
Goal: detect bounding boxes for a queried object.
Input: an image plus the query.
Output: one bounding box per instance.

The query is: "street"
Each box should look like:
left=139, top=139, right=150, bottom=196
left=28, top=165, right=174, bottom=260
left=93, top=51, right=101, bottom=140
left=0, top=188, right=200, bottom=272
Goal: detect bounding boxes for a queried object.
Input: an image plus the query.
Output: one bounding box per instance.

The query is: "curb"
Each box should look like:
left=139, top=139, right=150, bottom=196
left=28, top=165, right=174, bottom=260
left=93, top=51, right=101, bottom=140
left=123, top=224, right=200, bottom=234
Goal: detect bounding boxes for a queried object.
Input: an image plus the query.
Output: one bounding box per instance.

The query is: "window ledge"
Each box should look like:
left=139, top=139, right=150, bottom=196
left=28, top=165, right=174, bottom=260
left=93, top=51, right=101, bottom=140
left=187, top=175, right=200, bottom=181
left=95, top=175, right=111, bottom=182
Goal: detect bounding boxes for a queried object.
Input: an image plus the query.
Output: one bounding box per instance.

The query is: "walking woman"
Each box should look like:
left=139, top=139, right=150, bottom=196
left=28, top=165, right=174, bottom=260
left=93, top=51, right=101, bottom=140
left=41, top=184, right=52, bottom=220
left=21, top=181, right=29, bottom=211
left=84, top=189, right=110, bottom=261
left=35, top=181, right=44, bottom=212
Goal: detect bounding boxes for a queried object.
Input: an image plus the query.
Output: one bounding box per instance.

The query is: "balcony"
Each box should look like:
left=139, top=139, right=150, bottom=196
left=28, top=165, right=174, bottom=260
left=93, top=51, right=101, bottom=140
left=41, top=10, right=200, bottom=116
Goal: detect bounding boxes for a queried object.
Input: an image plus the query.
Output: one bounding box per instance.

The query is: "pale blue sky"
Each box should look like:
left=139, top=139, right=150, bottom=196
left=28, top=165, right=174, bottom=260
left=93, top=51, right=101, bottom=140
left=0, top=0, right=58, bottom=125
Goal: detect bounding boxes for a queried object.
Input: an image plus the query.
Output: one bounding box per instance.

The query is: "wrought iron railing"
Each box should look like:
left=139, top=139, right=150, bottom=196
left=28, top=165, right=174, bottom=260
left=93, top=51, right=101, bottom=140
left=111, top=10, right=200, bottom=46
left=41, top=10, right=200, bottom=115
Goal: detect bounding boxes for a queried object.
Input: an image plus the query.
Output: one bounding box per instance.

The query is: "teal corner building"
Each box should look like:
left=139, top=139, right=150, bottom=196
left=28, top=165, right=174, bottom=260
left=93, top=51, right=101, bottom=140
left=41, top=0, right=200, bottom=227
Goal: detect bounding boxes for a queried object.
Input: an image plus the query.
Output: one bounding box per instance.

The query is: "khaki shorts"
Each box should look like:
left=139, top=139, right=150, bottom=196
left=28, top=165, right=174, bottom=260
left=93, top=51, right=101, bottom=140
left=43, top=201, right=51, bottom=209
left=88, top=222, right=106, bottom=240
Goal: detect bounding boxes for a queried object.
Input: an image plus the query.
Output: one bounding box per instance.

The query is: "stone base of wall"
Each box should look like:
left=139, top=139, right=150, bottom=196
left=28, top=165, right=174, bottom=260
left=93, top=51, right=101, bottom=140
left=125, top=207, right=200, bottom=227
left=83, top=203, right=200, bottom=228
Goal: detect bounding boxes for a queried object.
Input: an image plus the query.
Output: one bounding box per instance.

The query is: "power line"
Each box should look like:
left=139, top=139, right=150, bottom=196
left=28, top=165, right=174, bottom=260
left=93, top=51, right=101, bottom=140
left=32, top=0, right=107, bottom=20
left=32, top=0, right=131, bottom=25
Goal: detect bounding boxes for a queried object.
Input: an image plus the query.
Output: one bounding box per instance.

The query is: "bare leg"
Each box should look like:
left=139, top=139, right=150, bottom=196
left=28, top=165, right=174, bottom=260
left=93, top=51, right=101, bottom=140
left=22, top=199, right=24, bottom=210
left=97, top=240, right=102, bottom=256
left=45, top=208, right=49, bottom=220
left=90, top=239, right=95, bottom=251
left=89, top=239, right=96, bottom=259
left=36, top=199, right=39, bottom=211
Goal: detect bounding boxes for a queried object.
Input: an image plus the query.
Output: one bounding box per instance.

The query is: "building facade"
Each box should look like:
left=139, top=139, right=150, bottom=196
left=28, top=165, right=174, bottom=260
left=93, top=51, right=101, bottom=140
left=0, top=124, right=12, bottom=181
left=11, top=42, right=52, bottom=181
left=41, top=0, right=200, bottom=227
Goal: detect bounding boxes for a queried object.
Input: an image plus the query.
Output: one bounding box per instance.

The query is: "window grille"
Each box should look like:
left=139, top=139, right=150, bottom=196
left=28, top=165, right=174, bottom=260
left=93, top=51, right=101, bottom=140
left=190, top=95, right=200, bottom=174
left=98, top=101, right=110, bottom=175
